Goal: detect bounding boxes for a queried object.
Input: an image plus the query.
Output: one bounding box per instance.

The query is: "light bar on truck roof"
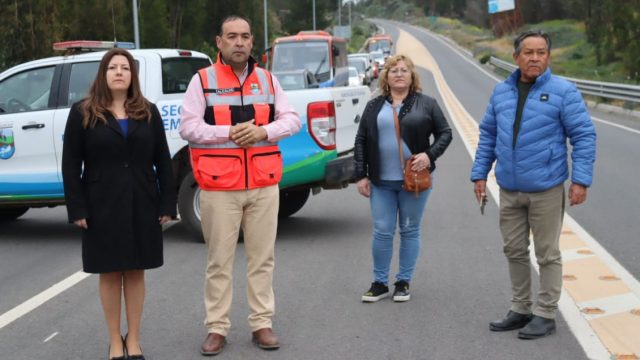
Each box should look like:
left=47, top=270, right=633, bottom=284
left=53, top=40, right=136, bottom=51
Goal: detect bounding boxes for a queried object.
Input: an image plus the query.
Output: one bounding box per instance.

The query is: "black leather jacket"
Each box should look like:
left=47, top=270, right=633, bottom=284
left=354, top=93, right=453, bottom=184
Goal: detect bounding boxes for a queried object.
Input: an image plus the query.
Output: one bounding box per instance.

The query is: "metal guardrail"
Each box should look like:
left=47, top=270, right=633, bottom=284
left=489, top=57, right=640, bottom=103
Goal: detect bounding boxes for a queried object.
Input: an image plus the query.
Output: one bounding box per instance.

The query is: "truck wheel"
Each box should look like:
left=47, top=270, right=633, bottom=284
left=278, top=189, right=310, bottom=218
left=0, top=207, right=29, bottom=221
left=178, top=172, right=204, bottom=242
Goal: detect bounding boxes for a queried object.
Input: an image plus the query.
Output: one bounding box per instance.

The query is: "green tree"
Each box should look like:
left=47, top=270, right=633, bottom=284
left=138, top=0, right=170, bottom=48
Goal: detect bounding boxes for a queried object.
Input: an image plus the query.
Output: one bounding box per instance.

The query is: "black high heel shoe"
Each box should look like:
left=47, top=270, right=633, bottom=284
left=124, top=334, right=145, bottom=360
left=107, top=338, right=126, bottom=360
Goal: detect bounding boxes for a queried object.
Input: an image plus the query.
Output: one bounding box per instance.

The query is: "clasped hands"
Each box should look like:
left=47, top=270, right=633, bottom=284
left=229, top=119, right=268, bottom=147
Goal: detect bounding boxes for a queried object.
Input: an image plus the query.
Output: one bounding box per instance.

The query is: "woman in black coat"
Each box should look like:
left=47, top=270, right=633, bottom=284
left=62, top=48, right=176, bottom=360
left=354, top=54, right=452, bottom=304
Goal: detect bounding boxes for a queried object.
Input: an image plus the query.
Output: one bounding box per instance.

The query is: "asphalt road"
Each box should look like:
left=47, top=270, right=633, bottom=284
left=2, top=20, right=638, bottom=360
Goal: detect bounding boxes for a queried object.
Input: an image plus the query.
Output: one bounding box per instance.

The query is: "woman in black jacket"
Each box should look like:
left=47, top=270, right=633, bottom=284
left=354, top=54, right=452, bottom=303
left=62, top=48, right=176, bottom=360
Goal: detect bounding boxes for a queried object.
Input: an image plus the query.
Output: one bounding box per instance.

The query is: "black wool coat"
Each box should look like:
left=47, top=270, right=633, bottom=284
left=62, top=102, right=177, bottom=273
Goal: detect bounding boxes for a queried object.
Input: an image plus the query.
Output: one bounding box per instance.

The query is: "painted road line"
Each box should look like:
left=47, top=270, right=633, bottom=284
left=0, top=271, right=90, bottom=330
left=0, top=221, right=179, bottom=331
left=578, top=293, right=640, bottom=320
left=395, top=26, right=640, bottom=359
left=592, top=116, right=640, bottom=135
left=44, top=331, right=59, bottom=343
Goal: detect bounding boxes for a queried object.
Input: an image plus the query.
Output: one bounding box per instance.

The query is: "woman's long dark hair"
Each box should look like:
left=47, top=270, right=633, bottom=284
left=81, top=48, right=151, bottom=128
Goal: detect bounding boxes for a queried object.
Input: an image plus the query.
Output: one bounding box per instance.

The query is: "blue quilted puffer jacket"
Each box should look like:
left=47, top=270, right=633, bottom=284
left=470, top=68, right=596, bottom=192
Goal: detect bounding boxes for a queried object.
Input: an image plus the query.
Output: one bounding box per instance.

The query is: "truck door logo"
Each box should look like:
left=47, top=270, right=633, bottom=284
left=0, top=127, right=15, bottom=160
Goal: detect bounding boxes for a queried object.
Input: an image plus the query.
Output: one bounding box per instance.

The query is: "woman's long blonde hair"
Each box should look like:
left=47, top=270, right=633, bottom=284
left=378, top=54, right=422, bottom=97
left=81, top=48, right=151, bottom=128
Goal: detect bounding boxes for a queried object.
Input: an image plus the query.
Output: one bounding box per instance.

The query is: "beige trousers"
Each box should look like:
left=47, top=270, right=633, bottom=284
left=199, top=185, right=279, bottom=336
left=499, top=183, right=564, bottom=319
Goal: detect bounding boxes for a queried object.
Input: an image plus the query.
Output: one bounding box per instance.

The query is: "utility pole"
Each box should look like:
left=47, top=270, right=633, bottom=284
left=313, top=0, right=316, bottom=30
left=132, top=0, right=140, bottom=48
left=348, top=0, right=351, bottom=27
left=264, top=0, right=268, bottom=50
left=338, top=0, right=341, bottom=26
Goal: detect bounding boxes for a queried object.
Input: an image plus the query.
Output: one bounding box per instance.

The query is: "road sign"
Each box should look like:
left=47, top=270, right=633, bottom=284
left=488, top=0, right=515, bottom=14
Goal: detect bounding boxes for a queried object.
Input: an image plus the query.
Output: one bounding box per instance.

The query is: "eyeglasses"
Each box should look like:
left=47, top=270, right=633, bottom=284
left=388, top=68, right=410, bottom=75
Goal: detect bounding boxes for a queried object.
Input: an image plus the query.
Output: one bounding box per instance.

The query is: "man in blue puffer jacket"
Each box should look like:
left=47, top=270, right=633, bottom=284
left=470, top=30, right=596, bottom=340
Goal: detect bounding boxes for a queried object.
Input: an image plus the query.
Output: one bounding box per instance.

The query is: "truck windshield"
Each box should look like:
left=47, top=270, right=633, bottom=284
left=272, top=41, right=331, bottom=83
left=368, top=39, right=391, bottom=53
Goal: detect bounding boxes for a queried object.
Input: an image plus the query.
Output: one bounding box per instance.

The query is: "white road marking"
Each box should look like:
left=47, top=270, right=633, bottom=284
left=0, top=271, right=90, bottom=330
left=0, top=219, right=180, bottom=330
left=44, top=331, right=59, bottom=343
left=578, top=293, right=640, bottom=320
left=592, top=116, right=640, bottom=135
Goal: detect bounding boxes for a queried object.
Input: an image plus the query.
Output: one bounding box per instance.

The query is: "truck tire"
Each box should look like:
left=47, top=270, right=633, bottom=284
left=177, top=172, right=204, bottom=242
left=0, top=207, right=29, bottom=221
left=278, top=188, right=310, bottom=218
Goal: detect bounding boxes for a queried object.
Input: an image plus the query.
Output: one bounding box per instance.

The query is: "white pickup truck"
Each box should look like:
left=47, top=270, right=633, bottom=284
left=0, top=42, right=370, bottom=240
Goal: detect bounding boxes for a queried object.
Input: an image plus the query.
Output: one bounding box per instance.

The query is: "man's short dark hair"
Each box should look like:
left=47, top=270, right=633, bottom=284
left=218, top=15, right=252, bottom=36
left=514, top=30, right=551, bottom=54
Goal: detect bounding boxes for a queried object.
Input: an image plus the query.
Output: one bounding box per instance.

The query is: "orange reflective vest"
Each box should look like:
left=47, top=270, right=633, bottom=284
left=189, top=55, right=282, bottom=191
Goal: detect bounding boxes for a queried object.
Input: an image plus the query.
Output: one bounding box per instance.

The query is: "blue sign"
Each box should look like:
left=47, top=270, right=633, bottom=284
left=488, top=0, right=515, bottom=14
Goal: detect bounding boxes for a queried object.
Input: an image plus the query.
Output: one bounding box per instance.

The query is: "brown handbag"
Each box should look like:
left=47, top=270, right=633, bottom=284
left=392, top=104, right=432, bottom=196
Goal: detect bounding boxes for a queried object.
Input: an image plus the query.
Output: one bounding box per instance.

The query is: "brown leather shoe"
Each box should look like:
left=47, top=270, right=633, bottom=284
left=252, top=328, right=280, bottom=350
left=201, top=332, right=226, bottom=356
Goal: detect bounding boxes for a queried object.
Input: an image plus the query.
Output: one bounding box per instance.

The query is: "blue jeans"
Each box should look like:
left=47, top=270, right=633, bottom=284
left=369, top=180, right=431, bottom=284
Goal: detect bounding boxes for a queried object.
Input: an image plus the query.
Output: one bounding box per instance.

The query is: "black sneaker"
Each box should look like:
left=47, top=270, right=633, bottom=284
left=362, top=282, right=389, bottom=302
left=392, top=280, right=410, bottom=302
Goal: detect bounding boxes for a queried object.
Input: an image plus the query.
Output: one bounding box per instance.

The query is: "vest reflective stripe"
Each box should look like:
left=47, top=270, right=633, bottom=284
left=199, top=66, right=216, bottom=90
left=202, top=93, right=275, bottom=107
left=188, top=140, right=273, bottom=149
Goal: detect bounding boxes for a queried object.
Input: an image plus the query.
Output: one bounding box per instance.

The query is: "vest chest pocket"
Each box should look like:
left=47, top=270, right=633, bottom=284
left=250, top=151, right=282, bottom=187
left=197, top=154, right=243, bottom=189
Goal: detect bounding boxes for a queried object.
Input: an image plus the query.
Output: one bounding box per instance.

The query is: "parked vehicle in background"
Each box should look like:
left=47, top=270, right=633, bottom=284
left=372, top=61, right=380, bottom=79
left=272, top=69, right=319, bottom=90
left=348, top=53, right=375, bottom=80
left=349, top=53, right=374, bottom=85
left=364, top=34, right=393, bottom=55
left=370, top=50, right=386, bottom=69
left=0, top=41, right=211, bottom=227
left=348, top=56, right=371, bottom=85
left=348, top=66, right=363, bottom=86
left=269, top=30, right=348, bottom=88
left=0, top=40, right=371, bottom=241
